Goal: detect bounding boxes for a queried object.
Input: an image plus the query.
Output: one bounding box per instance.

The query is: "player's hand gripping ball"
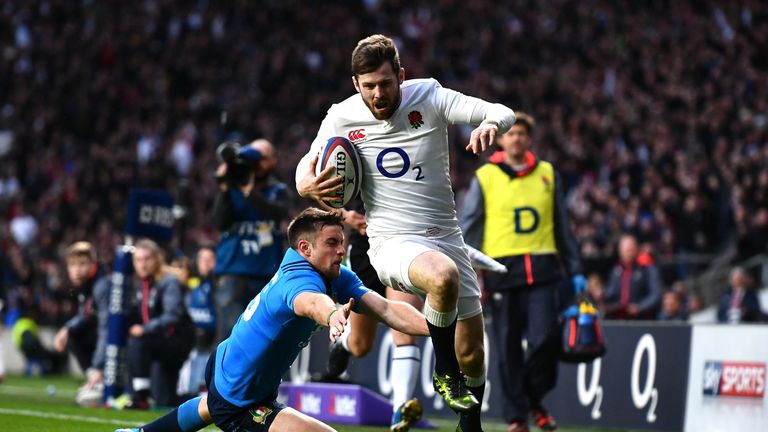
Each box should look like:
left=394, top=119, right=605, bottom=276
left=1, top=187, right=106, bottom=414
left=316, top=137, right=362, bottom=208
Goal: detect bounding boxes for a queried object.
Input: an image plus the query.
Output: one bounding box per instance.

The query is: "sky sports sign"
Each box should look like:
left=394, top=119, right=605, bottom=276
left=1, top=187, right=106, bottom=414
left=703, top=361, right=766, bottom=398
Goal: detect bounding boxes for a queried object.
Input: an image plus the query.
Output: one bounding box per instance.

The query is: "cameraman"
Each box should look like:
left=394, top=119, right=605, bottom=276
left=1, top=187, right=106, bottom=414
left=212, top=139, right=291, bottom=342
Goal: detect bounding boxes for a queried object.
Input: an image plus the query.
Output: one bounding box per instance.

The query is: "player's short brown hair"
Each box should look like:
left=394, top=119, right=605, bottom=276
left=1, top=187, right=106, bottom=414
left=287, top=208, right=345, bottom=249
left=65, top=241, right=96, bottom=262
left=351, top=34, right=401, bottom=76
left=512, top=111, right=536, bottom=134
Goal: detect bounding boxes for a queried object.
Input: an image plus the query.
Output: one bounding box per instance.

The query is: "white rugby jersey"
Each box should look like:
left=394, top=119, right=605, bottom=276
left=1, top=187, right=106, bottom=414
left=297, top=78, right=515, bottom=239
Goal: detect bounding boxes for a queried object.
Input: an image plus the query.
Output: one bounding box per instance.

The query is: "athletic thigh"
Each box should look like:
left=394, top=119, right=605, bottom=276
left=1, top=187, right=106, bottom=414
left=269, top=407, right=335, bottom=432
left=367, top=235, right=435, bottom=296
left=436, top=232, right=482, bottom=300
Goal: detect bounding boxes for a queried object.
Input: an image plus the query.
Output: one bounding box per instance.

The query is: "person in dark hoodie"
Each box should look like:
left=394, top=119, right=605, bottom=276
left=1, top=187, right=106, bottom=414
left=461, top=112, right=585, bottom=432
left=603, top=234, right=663, bottom=320
left=53, top=241, right=110, bottom=405
left=123, top=238, right=194, bottom=409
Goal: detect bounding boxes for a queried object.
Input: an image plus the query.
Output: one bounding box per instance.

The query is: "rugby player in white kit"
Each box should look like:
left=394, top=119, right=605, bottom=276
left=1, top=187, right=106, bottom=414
left=296, top=34, right=515, bottom=432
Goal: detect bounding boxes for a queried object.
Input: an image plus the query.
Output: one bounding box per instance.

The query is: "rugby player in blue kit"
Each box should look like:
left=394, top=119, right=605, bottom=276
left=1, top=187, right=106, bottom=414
left=117, top=207, right=429, bottom=432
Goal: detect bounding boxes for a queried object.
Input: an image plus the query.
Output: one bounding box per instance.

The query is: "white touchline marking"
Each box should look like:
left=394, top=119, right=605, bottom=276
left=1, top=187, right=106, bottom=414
left=0, top=407, right=142, bottom=426
left=0, top=385, right=77, bottom=395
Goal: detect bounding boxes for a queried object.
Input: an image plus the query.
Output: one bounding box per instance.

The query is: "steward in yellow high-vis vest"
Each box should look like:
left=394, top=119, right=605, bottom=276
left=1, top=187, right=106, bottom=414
left=459, top=112, right=584, bottom=429
left=460, top=150, right=582, bottom=290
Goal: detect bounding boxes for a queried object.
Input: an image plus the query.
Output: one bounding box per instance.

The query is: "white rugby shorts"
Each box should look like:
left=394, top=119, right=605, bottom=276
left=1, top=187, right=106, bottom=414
left=367, top=231, right=482, bottom=320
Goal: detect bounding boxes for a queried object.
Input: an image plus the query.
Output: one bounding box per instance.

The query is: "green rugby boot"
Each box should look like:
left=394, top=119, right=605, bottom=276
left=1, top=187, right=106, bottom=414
left=432, top=372, right=479, bottom=413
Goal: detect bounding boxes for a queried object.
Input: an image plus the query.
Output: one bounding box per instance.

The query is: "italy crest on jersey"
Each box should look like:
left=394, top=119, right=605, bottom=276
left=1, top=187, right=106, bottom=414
left=250, top=406, right=273, bottom=424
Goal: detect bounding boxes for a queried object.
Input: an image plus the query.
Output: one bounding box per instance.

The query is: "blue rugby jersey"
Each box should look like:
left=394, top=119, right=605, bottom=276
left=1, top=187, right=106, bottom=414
left=213, top=248, right=370, bottom=406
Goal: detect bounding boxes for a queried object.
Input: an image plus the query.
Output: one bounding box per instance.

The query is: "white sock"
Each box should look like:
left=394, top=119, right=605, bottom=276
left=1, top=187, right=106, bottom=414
left=391, top=345, right=421, bottom=412
left=423, top=299, right=457, bottom=327
left=465, top=369, right=486, bottom=387
left=338, top=322, right=352, bottom=353
left=132, top=377, right=151, bottom=392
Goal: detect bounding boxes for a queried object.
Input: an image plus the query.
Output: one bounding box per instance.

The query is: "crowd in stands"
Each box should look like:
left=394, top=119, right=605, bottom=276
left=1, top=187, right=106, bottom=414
left=1, top=0, right=767, bottom=332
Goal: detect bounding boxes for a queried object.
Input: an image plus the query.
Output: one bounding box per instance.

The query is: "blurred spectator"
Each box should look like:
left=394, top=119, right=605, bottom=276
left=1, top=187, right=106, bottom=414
left=124, top=239, right=194, bottom=409
left=669, top=280, right=703, bottom=318
left=717, top=267, right=764, bottom=324
left=212, top=139, right=290, bottom=342
left=181, top=245, right=217, bottom=395
left=11, top=314, right=66, bottom=375
left=657, top=291, right=687, bottom=321
left=9, top=202, right=38, bottom=248
left=604, top=234, right=663, bottom=320
left=586, top=273, right=606, bottom=315
left=0, top=0, right=766, bottom=322
left=52, top=241, right=110, bottom=406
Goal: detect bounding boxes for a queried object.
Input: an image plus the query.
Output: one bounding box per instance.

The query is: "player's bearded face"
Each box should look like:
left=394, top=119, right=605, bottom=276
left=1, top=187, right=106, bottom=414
left=354, top=63, right=404, bottom=120
left=308, top=226, right=346, bottom=278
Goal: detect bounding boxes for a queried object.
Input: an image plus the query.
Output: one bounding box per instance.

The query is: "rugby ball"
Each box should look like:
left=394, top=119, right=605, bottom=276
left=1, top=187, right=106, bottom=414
left=316, top=136, right=362, bottom=208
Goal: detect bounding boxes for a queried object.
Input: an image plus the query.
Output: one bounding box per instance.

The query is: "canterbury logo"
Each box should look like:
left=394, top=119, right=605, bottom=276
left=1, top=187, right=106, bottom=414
left=348, top=129, right=367, bottom=142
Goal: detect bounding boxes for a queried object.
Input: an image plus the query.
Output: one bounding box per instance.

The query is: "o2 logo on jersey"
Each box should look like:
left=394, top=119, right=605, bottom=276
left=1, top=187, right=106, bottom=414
left=376, top=147, right=424, bottom=181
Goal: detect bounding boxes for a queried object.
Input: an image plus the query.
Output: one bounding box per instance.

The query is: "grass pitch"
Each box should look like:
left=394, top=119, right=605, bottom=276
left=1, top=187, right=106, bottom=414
left=0, top=375, right=635, bottom=431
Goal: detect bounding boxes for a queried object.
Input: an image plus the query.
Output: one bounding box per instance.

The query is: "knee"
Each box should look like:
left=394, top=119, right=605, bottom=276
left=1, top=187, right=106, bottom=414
left=428, top=261, right=459, bottom=301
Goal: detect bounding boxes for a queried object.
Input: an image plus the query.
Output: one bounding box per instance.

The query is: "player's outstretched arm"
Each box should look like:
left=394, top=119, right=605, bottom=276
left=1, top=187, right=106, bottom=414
left=293, top=292, right=353, bottom=343
left=466, top=103, right=515, bottom=154
left=358, top=292, right=429, bottom=337
left=466, top=120, right=499, bottom=155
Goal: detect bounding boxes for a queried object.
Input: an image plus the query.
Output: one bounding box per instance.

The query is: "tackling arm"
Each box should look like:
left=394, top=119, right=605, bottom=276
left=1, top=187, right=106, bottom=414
left=293, top=292, right=353, bottom=343
left=358, top=291, right=429, bottom=336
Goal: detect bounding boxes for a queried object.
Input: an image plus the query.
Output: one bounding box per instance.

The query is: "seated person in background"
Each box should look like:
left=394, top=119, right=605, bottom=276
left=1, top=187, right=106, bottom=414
left=657, top=291, right=686, bottom=321
left=123, top=239, right=194, bottom=409
left=586, top=273, right=606, bottom=315
left=9, top=282, right=68, bottom=376
left=53, top=241, right=110, bottom=406
left=604, top=234, right=662, bottom=319
left=182, top=245, right=217, bottom=395
left=717, top=267, right=764, bottom=324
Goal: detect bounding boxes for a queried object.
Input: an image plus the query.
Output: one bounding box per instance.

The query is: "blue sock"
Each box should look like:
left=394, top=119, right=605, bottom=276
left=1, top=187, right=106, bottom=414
left=142, top=396, right=208, bottom=432
left=178, top=396, right=209, bottom=431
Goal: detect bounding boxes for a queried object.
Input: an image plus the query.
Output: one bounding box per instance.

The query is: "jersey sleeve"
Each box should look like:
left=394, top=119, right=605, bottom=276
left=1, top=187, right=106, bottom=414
left=432, top=81, right=515, bottom=132
left=284, top=272, right=326, bottom=311
left=333, top=266, right=371, bottom=313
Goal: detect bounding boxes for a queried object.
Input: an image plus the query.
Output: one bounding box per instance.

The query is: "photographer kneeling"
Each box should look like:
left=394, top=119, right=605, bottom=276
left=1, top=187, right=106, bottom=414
left=213, top=139, right=291, bottom=343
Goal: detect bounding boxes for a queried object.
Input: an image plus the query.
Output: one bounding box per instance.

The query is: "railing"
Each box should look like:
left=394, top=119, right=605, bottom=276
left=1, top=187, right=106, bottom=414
left=676, top=247, right=768, bottom=306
